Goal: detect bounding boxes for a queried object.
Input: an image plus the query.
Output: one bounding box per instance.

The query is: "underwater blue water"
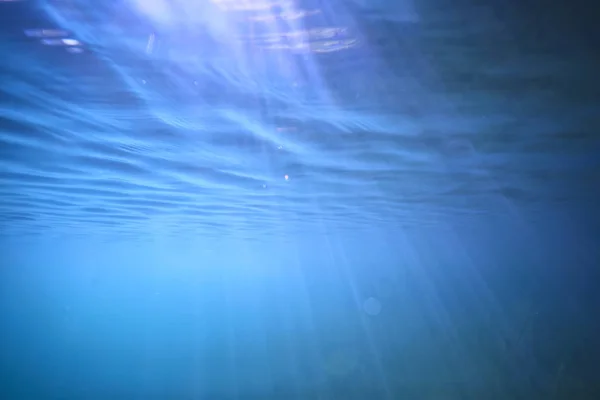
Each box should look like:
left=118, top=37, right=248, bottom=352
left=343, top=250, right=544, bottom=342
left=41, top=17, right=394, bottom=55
left=1, top=0, right=599, bottom=398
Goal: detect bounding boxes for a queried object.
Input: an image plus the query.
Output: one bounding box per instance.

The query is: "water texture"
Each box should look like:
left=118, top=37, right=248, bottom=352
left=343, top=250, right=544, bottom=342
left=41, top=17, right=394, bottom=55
left=1, top=0, right=599, bottom=399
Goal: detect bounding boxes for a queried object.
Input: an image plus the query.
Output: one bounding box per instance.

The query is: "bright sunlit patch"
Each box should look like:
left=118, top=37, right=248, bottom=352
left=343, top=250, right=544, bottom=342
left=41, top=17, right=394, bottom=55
left=40, top=37, right=82, bottom=47
left=211, top=0, right=293, bottom=12
left=61, top=38, right=80, bottom=46
left=129, top=0, right=235, bottom=45
left=130, top=0, right=173, bottom=25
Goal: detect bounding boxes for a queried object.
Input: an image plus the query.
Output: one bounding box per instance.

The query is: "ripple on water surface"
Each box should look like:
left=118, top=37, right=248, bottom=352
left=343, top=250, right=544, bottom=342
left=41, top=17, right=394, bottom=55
left=1, top=0, right=598, bottom=239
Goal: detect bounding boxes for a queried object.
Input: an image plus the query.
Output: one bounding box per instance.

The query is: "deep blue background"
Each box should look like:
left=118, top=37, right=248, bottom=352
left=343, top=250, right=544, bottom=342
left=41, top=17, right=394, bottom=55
left=1, top=0, right=599, bottom=398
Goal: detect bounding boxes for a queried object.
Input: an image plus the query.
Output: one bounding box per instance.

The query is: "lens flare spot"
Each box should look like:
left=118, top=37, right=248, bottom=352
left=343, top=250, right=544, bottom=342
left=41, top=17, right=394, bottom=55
left=363, top=297, right=382, bottom=316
